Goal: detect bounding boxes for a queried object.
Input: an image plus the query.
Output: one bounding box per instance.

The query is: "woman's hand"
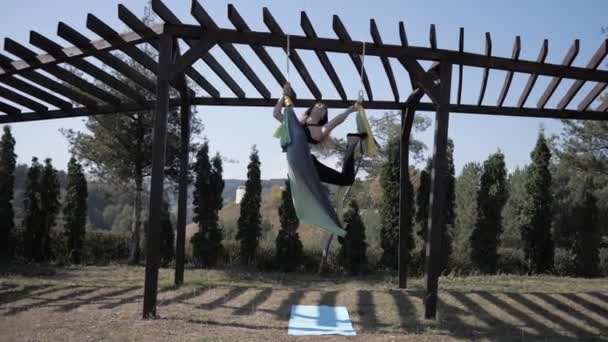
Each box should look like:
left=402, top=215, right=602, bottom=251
left=348, top=102, right=360, bottom=114
left=282, top=82, right=292, bottom=97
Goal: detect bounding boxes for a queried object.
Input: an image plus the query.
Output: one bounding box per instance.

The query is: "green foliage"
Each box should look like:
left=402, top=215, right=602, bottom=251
left=22, top=157, right=43, bottom=262
left=62, top=44, right=203, bottom=264
left=501, top=167, right=527, bottom=248
left=415, top=160, right=431, bottom=258
left=379, top=137, right=414, bottom=269
left=338, top=200, right=368, bottom=275
left=553, top=248, right=577, bottom=276
left=82, top=231, right=130, bottom=264
left=570, top=177, right=600, bottom=277
left=443, top=140, right=456, bottom=271
left=520, top=132, right=554, bottom=274
left=159, top=198, right=175, bottom=267
left=275, top=180, right=303, bottom=272
left=39, top=159, right=61, bottom=261
left=237, top=146, right=262, bottom=265
left=63, top=157, right=88, bottom=264
left=453, top=162, right=481, bottom=266
left=0, top=126, right=16, bottom=260
left=191, top=143, right=224, bottom=267
left=470, top=151, right=508, bottom=274
left=415, top=139, right=455, bottom=272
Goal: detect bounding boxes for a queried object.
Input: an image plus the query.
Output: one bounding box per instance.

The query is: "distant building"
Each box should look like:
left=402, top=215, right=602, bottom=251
left=235, top=185, right=246, bottom=204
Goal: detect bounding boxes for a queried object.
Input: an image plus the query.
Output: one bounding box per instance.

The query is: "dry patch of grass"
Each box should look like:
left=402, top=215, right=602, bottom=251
left=1, top=265, right=607, bottom=341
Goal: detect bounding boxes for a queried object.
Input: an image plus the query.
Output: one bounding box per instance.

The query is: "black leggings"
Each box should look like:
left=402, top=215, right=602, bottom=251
left=311, top=144, right=357, bottom=186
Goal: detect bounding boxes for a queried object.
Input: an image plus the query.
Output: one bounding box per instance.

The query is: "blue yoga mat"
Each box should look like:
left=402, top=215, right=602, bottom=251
left=288, top=305, right=356, bottom=336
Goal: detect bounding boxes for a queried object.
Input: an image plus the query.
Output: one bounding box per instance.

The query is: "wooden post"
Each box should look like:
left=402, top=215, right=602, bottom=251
left=398, top=104, right=415, bottom=289
left=142, top=33, right=173, bottom=319
left=174, top=99, right=190, bottom=287
left=424, top=62, right=452, bottom=319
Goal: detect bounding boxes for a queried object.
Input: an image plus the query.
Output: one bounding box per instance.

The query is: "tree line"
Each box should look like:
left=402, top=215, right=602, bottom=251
left=0, top=127, right=88, bottom=264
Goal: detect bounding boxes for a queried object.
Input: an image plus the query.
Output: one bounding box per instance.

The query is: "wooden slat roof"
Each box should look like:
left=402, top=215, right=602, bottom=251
left=0, top=0, right=607, bottom=123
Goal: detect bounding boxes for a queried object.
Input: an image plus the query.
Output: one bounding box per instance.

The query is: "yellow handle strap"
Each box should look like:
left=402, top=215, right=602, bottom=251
left=284, top=96, right=293, bottom=107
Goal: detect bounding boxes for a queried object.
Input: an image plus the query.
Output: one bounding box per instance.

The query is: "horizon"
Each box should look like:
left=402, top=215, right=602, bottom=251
left=1, top=0, right=606, bottom=179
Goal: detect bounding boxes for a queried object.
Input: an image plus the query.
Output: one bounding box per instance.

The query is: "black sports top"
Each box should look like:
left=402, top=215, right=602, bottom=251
left=302, top=122, right=322, bottom=144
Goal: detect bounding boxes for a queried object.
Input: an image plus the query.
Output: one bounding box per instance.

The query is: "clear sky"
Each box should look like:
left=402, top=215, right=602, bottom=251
left=1, top=0, right=607, bottom=179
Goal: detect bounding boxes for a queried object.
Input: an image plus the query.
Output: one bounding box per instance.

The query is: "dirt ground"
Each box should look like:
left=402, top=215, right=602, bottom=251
left=1, top=265, right=607, bottom=341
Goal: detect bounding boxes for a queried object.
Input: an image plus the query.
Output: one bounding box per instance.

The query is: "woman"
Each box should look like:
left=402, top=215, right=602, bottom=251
left=273, top=83, right=365, bottom=186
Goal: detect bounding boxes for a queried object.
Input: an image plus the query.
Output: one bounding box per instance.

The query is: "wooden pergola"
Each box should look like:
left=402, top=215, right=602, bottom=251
left=1, top=0, right=607, bottom=320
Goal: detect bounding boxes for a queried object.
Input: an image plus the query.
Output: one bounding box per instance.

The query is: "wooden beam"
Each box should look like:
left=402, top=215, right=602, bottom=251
left=425, top=61, right=452, bottom=320
left=4, top=38, right=121, bottom=106
left=0, top=75, right=72, bottom=111
left=6, top=96, right=608, bottom=124
left=537, top=39, right=579, bottom=109
left=497, top=36, right=521, bottom=107
left=151, top=0, right=244, bottom=98
left=0, top=84, right=47, bottom=112
left=30, top=31, right=147, bottom=105
left=333, top=15, right=373, bottom=101
left=142, top=33, right=172, bottom=320
left=517, top=39, right=548, bottom=108
left=399, top=58, right=440, bottom=104
left=477, top=32, right=492, bottom=106
left=399, top=22, right=409, bottom=47
left=0, top=101, right=21, bottom=116
left=227, top=4, right=294, bottom=99
left=87, top=14, right=158, bottom=75
left=263, top=8, right=322, bottom=100
left=118, top=4, right=217, bottom=97
left=174, top=98, right=190, bottom=287
left=578, top=82, right=608, bottom=111
left=429, top=24, right=437, bottom=50
left=370, top=19, right=399, bottom=102
left=457, top=28, right=464, bottom=105
left=172, top=39, right=215, bottom=76
left=557, top=39, right=608, bottom=110
left=399, top=88, right=423, bottom=289
left=597, top=99, right=608, bottom=112
left=166, top=25, right=608, bottom=83
left=58, top=21, right=157, bottom=94
left=192, top=1, right=270, bottom=99
left=301, top=12, right=346, bottom=100
left=397, top=23, right=439, bottom=102
left=0, top=53, right=98, bottom=108
left=0, top=23, right=162, bottom=78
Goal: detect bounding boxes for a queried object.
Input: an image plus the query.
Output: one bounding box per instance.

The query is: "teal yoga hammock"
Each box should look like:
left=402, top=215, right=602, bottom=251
left=276, top=98, right=346, bottom=237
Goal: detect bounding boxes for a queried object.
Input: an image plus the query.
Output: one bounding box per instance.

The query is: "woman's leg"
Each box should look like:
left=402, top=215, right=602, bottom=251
left=312, top=143, right=357, bottom=186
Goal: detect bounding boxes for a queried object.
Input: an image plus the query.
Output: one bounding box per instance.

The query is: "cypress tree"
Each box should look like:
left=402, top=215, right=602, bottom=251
left=275, top=180, right=303, bottom=272
left=415, top=160, right=431, bottom=262
left=39, top=158, right=60, bottom=261
left=191, top=143, right=224, bottom=267
left=520, top=132, right=554, bottom=274
left=571, top=177, right=600, bottom=277
left=416, top=139, right=454, bottom=272
left=443, top=140, right=456, bottom=271
left=470, top=151, right=508, bottom=273
left=236, top=145, right=262, bottom=266
left=379, top=137, right=414, bottom=269
left=0, top=126, right=16, bottom=260
left=63, top=157, right=88, bottom=264
left=338, top=200, right=368, bottom=275
left=159, top=198, right=175, bottom=267
left=23, top=157, right=43, bottom=261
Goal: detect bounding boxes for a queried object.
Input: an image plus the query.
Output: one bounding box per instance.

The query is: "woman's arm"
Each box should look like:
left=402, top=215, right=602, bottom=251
left=273, top=83, right=293, bottom=122
left=273, top=96, right=284, bottom=122
left=321, top=104, right=358, bottom=139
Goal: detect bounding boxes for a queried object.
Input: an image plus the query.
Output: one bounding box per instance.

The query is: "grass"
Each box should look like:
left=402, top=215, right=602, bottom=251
left=1, top=264, right=607, bottom=341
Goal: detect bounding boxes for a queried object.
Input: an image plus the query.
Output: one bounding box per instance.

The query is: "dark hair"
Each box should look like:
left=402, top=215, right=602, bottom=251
left=303, top=103, right=328, bottom=125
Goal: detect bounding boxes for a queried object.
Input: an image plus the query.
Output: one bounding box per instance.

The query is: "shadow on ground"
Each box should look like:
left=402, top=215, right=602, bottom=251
left=1, top=266, right=607, bottom=341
